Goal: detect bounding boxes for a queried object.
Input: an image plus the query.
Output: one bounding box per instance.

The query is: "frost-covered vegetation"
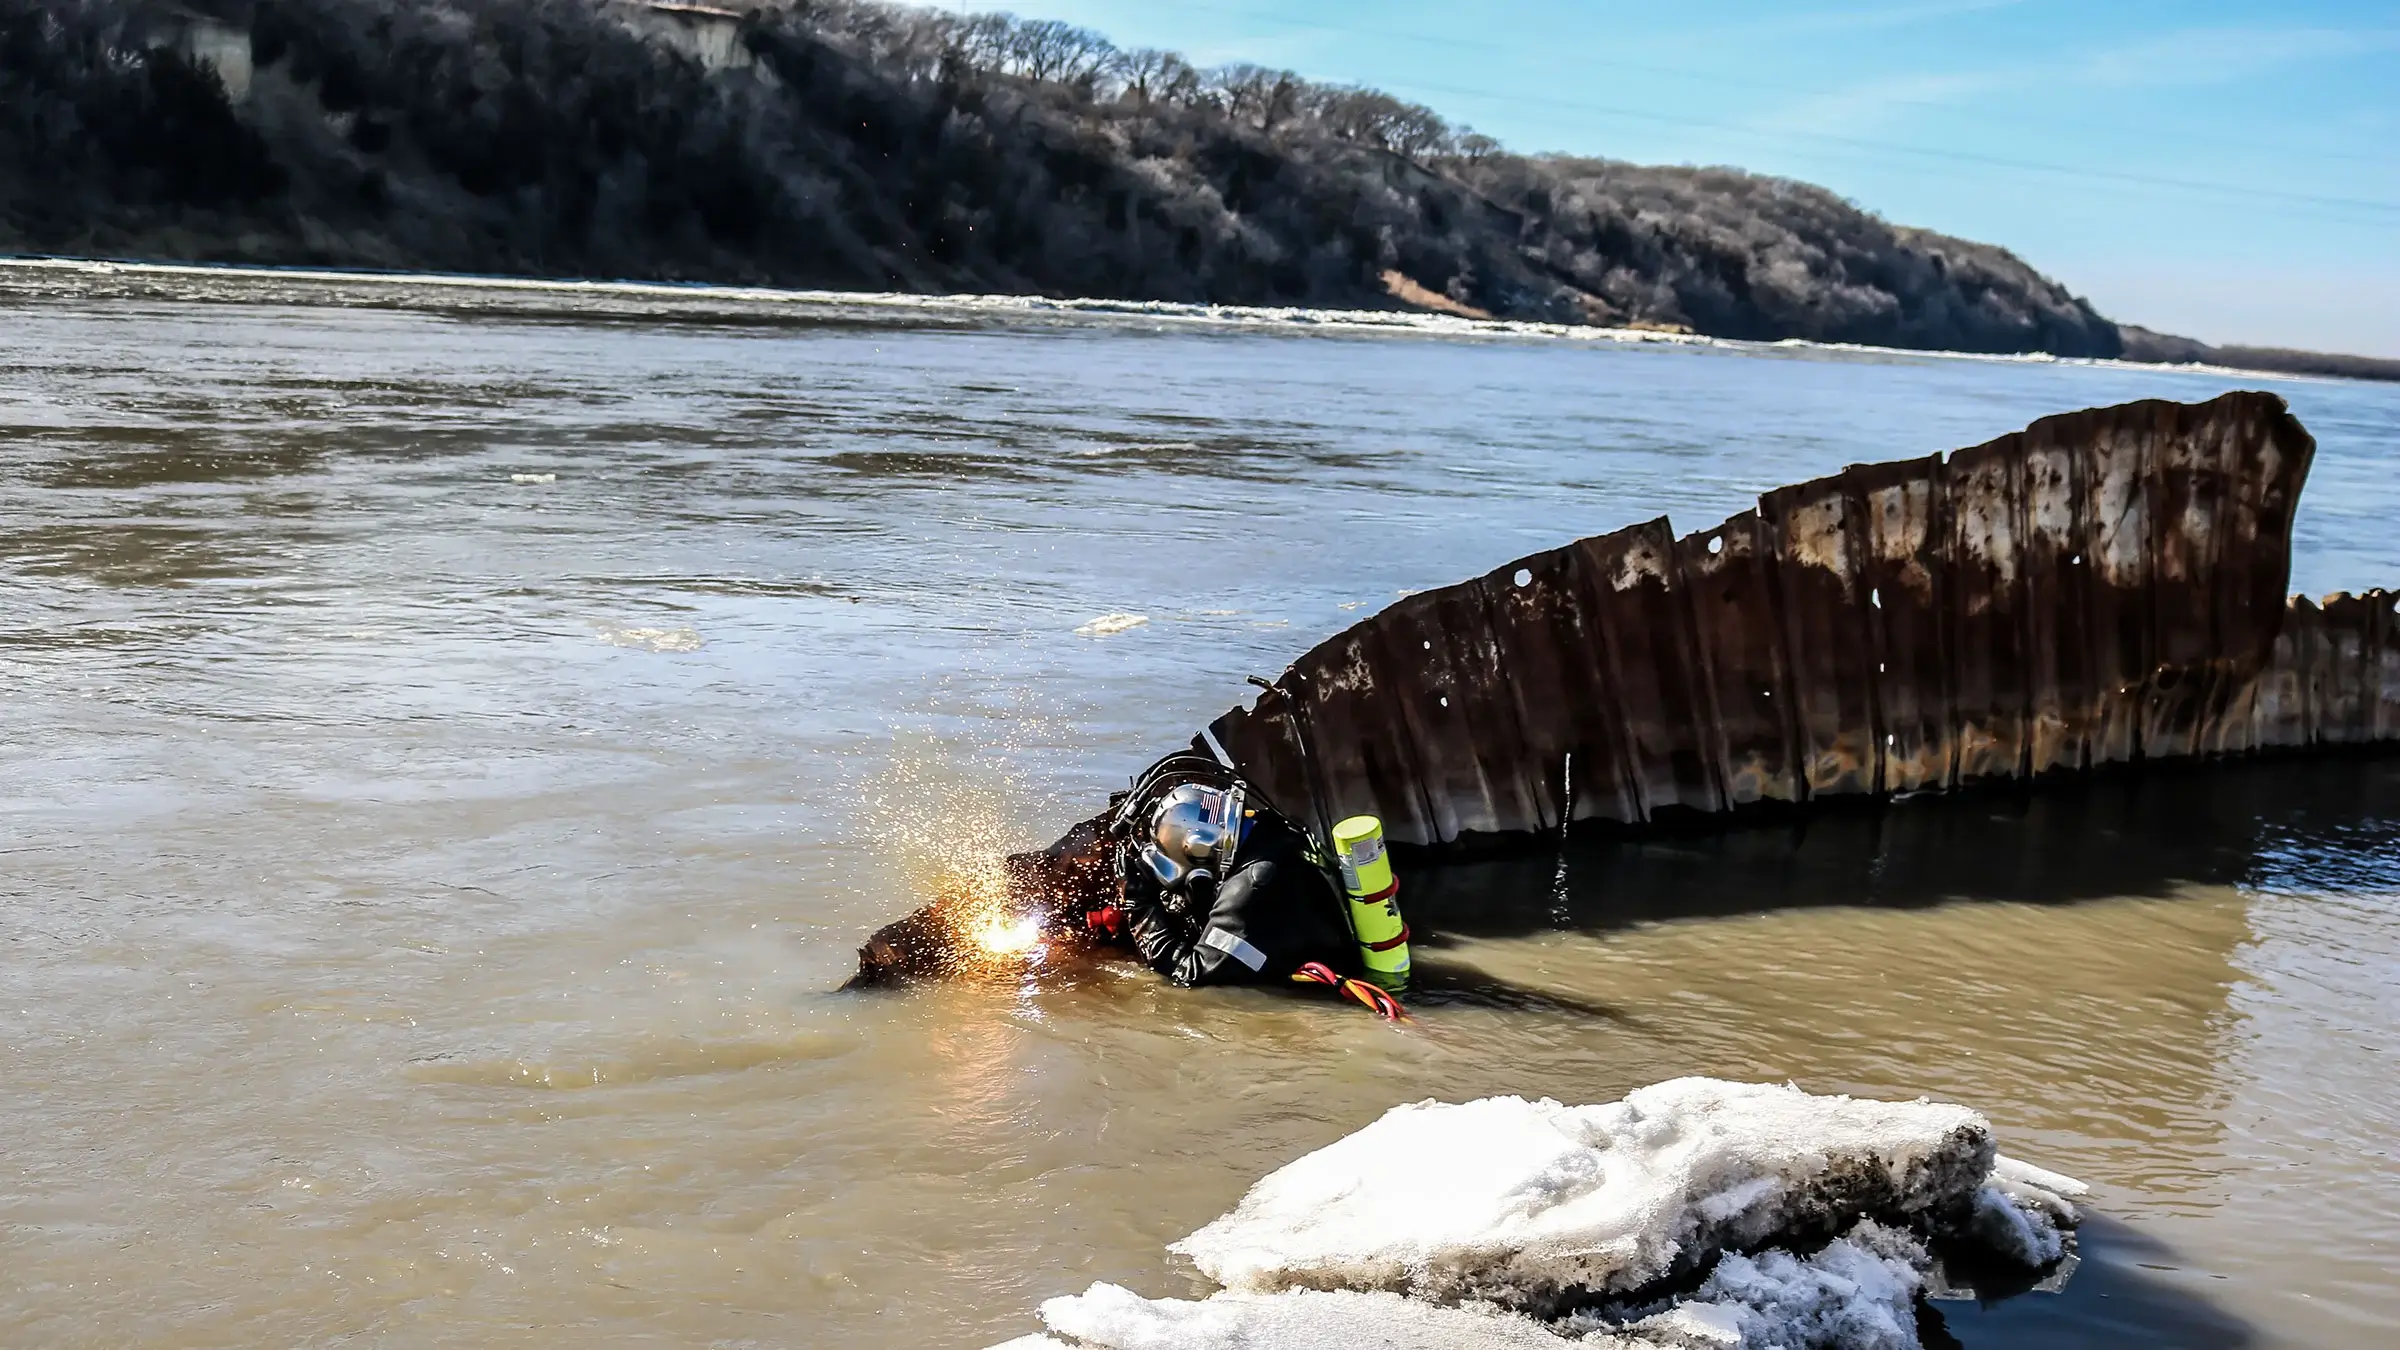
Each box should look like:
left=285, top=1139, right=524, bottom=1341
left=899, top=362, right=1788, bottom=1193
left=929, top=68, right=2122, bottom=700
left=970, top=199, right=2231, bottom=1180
left=992, top=1080, right=2088, bottom=1350
left=0, top=0, right=2146, bottom=355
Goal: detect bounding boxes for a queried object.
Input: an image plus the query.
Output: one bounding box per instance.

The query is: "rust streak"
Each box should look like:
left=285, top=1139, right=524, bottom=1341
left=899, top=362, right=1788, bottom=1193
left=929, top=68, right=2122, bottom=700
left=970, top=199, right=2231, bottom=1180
left=1189, top=391, right=2373, bottom=852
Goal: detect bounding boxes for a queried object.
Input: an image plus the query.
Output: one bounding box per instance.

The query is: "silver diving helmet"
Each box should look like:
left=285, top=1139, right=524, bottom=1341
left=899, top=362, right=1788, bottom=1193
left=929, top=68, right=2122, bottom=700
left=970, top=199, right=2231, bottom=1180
left=1139, top=782, right=1245, bottom=890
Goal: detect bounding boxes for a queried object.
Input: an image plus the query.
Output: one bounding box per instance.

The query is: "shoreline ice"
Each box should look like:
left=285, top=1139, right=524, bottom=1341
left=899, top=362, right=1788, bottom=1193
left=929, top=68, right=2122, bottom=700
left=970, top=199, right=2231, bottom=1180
left=992, top=1079, right=2085, bottom=1350
left=0, top=255, right=2333, bottom=386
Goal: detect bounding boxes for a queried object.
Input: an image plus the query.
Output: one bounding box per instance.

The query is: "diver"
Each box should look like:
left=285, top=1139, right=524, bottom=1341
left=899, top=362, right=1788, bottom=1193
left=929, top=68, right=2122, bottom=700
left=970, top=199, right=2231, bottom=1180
left=847, top=750, right=1409, bottom=1017
left=1088, top=757, right=1365, bottom=988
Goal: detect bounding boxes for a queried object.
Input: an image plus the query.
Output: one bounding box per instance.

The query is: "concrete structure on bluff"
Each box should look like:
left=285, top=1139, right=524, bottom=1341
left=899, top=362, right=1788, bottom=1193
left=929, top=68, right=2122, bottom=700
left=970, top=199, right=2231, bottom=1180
left=136, top=6, right=254, bottom=103
left=609, top=2, right=761, bottom=74
left=1195, top=391, right=2397, bottom=852
left=135, top=3, right=765, bottom=95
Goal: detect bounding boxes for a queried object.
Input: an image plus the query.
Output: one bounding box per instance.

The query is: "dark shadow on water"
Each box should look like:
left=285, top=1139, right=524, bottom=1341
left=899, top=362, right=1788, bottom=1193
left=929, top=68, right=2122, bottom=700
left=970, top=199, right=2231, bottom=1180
left=1401, top=752, right=2400, bottom=940
left=1401, top=956, right=1640, bottom=1022
left=1387, top=760, right=2396, bottom=1346
left=1931, top=1215, right=2257, bottom=1350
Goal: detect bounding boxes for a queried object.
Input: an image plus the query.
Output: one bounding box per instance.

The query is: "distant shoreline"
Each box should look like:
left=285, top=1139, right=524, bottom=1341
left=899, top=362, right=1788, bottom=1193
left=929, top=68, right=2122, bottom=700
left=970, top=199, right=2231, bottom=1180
left=9, top=254, right=2385, bottom=389
left=18, top=1, right=2390, bottom=387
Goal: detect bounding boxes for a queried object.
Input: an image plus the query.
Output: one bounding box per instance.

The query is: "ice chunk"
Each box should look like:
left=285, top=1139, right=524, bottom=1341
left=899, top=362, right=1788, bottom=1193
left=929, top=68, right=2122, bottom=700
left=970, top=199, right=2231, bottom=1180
left=1025, top=1282, right=1621, bottom=1349
left=1612, top=1222, right=1927, bottom=1350
left=1989, top=1153, right=2088, bottom=1220
left=1173, top=1079, right=1996, bottom=1310
left=1965, top=1185, right=2069, bottom=1268
left=1628, top=1303, right=1746, bottom=1349
left=1962, top=1153, right=2088, bottom=1268
left=597, top=624, right=704, bottom=652
left=992, top=1080, right=2087, bottom=1350
left=1014, top=1225, right=1927, bottom=1350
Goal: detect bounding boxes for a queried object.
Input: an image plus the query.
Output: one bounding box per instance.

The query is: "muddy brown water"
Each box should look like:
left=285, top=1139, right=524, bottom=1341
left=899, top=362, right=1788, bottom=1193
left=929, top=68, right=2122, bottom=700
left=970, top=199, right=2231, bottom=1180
left=3, top=267, right=2398, bottom=1348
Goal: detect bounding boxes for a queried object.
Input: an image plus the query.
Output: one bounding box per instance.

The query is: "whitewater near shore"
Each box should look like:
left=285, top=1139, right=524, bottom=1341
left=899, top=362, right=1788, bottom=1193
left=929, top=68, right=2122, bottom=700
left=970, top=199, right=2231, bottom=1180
left=0, top=256, right=2341, bottom=387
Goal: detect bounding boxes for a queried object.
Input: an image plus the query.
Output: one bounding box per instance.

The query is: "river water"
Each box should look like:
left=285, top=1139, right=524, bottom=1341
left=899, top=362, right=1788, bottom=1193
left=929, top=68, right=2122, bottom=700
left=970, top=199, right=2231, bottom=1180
left=3, top=266, right=2397, bottom=1348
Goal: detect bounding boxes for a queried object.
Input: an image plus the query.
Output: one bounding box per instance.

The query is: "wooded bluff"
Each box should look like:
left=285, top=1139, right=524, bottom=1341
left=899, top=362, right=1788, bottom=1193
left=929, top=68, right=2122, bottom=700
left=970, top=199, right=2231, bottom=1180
left=0, top=0, right=2373, bottom=373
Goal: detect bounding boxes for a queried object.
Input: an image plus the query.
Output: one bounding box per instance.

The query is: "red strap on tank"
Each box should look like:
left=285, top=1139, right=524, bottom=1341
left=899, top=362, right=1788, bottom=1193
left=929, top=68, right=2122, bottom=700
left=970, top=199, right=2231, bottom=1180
left=1362, top=924, right=1412, bottom=953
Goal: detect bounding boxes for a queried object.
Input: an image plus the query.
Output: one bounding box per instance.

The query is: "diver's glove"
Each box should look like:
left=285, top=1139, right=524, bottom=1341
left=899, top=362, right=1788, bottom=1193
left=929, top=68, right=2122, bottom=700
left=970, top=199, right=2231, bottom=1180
left=1128, top=874, right=1217, bottom=986
left=1168, top=869, right=1217, bottom=920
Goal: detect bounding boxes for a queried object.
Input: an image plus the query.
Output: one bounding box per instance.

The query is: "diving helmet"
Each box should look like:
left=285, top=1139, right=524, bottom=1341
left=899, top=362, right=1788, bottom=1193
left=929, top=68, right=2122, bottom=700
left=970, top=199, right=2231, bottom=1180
left=1140, top=782, right=1245, bottom=889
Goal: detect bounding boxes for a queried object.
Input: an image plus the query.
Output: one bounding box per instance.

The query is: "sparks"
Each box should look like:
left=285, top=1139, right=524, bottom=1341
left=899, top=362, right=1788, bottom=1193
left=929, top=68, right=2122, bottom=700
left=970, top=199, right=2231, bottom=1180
left=972, top=913, right=1043, bottom=958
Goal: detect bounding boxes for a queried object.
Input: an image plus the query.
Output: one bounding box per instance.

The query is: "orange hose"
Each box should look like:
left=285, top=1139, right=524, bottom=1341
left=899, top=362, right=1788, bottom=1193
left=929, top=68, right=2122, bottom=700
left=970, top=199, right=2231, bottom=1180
left=1291, top=961, right=1410, bottom=1023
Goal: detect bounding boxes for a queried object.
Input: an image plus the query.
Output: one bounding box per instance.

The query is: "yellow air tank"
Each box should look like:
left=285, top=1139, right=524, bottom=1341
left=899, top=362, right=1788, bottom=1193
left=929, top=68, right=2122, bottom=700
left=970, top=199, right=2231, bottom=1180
left=1332, top=815, right=1410, bottom=992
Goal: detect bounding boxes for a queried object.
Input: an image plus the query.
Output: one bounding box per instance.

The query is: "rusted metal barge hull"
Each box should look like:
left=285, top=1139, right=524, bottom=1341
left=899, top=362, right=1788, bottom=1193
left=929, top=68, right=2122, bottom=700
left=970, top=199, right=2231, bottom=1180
left=850, top=392, right=2395, bottom=985
left=1203, top=391, right=2399, bottom=849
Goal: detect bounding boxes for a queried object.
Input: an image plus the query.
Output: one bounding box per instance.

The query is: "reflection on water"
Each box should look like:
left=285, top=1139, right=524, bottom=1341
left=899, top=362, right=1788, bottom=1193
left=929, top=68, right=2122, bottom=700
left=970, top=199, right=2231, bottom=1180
left=4, top=516, right=323, bottom=588
left=2, top=279, right=2398, bottom=1349
left=1942, top=1215, right=2258, bottom=1349
left=33, top=439, right=330, bottom=489
left=1413, top=756, right=2400, bottom=934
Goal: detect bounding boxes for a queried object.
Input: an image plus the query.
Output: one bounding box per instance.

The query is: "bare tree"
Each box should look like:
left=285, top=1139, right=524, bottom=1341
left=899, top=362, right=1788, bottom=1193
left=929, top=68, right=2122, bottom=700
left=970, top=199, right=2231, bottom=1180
left=1304, top=85, right=1451, bottom=158
left=1155, top=52, right=1202, bottom=107
left=1207, top=62, right=1303, bottom=132
left=820, top=3, right=957, bottom=81
left=949, top=11, right=1014, bottom=72
left=1003, top=18, right=1114, bottom=84
left=1108, top=46, right=1176, bottom=106
left=1382, top=102, right=1451, bottom=159
left=1453, top=129, right=1502, bottom=163
left=1306, top=86, right=1401, bottom=143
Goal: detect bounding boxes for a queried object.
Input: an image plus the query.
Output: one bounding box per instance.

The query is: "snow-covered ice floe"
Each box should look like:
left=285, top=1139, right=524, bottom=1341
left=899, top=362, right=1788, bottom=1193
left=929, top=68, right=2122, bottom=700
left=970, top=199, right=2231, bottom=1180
left=990, top=1078, right=2087, bottom=1350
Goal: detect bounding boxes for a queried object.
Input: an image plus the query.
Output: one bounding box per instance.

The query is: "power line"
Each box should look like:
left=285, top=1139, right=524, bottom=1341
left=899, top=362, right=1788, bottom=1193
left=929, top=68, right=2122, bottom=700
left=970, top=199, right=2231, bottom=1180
left=946, top=1, right=2400, bottom=226
left=1137, top=0, right=2396, bottom=169
left=1394, top=77, right=2400, bottom=223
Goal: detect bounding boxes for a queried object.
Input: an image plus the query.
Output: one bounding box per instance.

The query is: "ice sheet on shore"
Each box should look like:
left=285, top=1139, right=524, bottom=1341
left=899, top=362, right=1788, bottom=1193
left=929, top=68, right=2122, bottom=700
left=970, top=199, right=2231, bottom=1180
left=1035, top=1284, right=1595, bottom=1349
left=1174, top=1078, right=2060, bottom=1307
left=989, top=1079, right=2083, bottom=1350
left=1022, top=1222, right=1933, bottom=1349
left=1600, top=1220, right=1929, bottom=1349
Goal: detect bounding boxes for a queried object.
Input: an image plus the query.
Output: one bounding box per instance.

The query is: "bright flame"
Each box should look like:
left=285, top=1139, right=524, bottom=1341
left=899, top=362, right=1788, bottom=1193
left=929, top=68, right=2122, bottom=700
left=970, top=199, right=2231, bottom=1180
left=972, top=913, right=1044, bottom=957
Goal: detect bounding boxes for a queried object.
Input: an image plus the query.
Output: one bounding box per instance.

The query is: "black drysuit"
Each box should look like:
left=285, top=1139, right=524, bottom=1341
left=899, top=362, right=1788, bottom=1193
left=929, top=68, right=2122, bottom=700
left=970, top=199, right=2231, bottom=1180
left=1123, top=811, right=1359, bottom=987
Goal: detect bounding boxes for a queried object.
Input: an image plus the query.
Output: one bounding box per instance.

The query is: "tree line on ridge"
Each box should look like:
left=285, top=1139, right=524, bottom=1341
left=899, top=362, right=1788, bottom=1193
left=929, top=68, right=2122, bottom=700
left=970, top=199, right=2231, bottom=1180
left=0, top=0, right=2341, bottom=368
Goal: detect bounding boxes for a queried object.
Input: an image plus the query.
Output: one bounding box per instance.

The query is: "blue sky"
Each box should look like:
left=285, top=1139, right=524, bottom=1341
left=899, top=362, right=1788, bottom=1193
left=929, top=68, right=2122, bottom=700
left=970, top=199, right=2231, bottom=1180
left=946, top=1, right=2400, bottom=356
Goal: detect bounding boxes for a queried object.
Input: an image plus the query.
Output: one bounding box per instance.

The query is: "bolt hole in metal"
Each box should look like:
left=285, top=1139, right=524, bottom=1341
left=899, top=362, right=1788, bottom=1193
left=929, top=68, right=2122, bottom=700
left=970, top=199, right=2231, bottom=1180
left=1871, top=587, right=1882, bottom=608
left=1708, top=535, right=1724, bottom=555
left=1423, top=639, right=1432, bottom=650
left=1514, top=567, right=1532, bottom=587
left=1439, top=696, right=1450, bottom=708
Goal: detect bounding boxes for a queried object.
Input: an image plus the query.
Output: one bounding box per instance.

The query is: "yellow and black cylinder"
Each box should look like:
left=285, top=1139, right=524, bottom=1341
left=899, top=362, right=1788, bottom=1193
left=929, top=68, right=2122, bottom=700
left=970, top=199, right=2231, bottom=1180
left=1331, top=815, right=1409, bottom=992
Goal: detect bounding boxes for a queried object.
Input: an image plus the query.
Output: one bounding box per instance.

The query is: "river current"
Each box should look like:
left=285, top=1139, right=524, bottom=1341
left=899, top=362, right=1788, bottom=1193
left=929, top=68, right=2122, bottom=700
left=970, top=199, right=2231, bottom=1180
left=3, top=266, right=2397, bottom=1348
